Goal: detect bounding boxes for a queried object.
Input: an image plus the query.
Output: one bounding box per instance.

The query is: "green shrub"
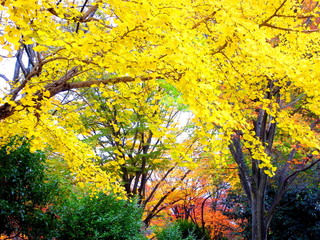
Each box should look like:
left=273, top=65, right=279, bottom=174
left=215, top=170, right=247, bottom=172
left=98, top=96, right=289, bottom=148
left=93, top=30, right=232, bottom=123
left=155, top=220, right=209, bottom=240
left=155, top=222, right=185, bottom=240
left=269, top=187, right=320, bottom=240
left=0, top=139, right=147, bottom=240
left=0, top=139, right=60, bottom=238
left=176, top=220, right=210, bottom=240
left=57, top=192, right=147, bottom=240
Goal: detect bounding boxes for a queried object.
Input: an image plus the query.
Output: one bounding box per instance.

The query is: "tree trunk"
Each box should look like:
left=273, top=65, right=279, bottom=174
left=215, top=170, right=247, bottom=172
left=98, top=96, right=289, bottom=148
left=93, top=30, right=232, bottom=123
left=251, top=193, right=269, bottom=240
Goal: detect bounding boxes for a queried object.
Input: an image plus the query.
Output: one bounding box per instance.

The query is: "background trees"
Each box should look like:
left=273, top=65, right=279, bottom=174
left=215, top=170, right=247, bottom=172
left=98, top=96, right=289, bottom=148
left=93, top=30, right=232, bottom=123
left=269, top=185, right=320, bottom=240
left=166, top=156, right=242, bottom=239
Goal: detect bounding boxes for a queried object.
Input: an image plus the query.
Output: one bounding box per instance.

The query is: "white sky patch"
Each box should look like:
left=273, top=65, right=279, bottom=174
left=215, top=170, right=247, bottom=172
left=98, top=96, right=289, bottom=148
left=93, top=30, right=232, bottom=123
left=0, top=47, right=14, bottom=91
left=175, top=111, right=194, bottom=143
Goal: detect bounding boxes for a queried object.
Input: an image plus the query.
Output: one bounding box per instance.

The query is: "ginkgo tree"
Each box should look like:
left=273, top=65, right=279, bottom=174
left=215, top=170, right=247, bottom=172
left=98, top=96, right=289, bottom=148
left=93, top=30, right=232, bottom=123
left=181, top=1, right=320, bottom=239
left=1, top=0, right=320, bottom=239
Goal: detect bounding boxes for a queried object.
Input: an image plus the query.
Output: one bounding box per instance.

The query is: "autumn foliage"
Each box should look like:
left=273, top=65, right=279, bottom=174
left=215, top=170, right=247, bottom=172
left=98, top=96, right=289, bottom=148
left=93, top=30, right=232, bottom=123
left=0, top=0, right=320, bottom=239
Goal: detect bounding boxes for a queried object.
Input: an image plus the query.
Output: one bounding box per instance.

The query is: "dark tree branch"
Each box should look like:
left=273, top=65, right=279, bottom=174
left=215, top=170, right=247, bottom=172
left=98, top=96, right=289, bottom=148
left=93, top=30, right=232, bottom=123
left=13, top=56, right=21, bottom=84
left=229, top=134, right=252, bottom=201
left=192, top=10, right=217, bottom=29
left=16, top=48, right=28, bottom=77
left=260, top=23, right=320, bottom=32
left=23, top=44, right=35, bottom=70
left=76, top=0, right=89, bottom=33
left=259, top=0, right=288, bottom=27
left=148, top=198, right=183, bottom=222
left=143, top=166, right=175, bottom=206
left=201, top=195, right=211, bottom=232
left=143, top=169, right=191, bottom=226
left=285, top=158, right=320, bottom=184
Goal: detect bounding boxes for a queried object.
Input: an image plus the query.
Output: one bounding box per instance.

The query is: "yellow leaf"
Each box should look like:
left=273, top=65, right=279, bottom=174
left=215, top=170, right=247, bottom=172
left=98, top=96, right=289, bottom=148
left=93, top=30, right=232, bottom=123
left=15, top=105, right=24, bottom=111
left=33, top=45, right=48, bottom=52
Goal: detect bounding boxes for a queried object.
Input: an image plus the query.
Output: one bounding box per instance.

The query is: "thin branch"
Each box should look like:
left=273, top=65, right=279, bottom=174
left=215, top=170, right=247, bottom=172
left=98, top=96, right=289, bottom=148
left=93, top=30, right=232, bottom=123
left=0, top=74, right=9, bottom=82
left=259, top=0, right=288, bottom=27
left=211, top=41, right=228, bottom=55
left=280, top=94, right=305, bottom=109
left=80, top=0, right=89, bottom=13
left=23, top=44, right=35, bottom=69
left=150, top=198, right=183, bottom=219
left=285, top=158, right=320, bottom=184
left=260, top=23, right=320, bottom=33
left=192, top=11, right=217, bottom=29
left=16, top=48, right=28, bottom=77
left=274, top=14, right=315, bottom=19
left=143, top=170, right=191, bottom=225
left=76, top=0, right=89, bottom=33
left=13, top=56, right=21, bottom=83
left=143, top=167, right=175, bottom=206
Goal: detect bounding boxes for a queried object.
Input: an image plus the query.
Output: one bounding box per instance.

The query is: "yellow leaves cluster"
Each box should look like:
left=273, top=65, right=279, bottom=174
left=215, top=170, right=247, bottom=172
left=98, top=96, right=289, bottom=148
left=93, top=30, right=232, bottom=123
left=277, top=111, right=320, bottom=149
left=1, top=0, right=319, bottom=185
left=0, top=92, right=125, bottom=196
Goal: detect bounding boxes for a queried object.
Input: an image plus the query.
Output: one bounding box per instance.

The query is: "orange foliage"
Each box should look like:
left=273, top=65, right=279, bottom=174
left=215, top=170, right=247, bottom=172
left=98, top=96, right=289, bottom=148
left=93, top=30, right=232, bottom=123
left=170, top=191, right=243, bottom=239
left=145, top=149, right=242, bottom=238
left=0, top=234, right=28, bottom=240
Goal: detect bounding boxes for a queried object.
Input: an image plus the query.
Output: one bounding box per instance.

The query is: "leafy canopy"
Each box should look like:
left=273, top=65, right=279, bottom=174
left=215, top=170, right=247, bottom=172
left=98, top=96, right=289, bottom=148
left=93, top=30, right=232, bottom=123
left=0, top=0, right=319, bottom=190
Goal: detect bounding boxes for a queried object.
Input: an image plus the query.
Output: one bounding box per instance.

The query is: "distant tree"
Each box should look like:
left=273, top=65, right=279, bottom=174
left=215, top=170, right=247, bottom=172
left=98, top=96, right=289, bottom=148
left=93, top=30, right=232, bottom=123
left=223, top=190, right=251, bottom=240
left=165, top=153, right=242, bottom=239
left=71, top=82, right=195, bottom=226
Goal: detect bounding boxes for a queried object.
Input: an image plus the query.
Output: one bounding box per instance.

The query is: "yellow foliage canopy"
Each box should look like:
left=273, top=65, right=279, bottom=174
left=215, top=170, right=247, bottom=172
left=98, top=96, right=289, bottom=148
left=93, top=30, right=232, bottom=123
left=0, top=0, right=319, bottom=191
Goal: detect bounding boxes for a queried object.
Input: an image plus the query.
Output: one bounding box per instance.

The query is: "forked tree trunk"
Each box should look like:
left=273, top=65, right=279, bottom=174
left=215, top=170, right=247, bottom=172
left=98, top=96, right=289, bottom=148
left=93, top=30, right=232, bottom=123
left=229, top=132, right=272, bottom=240
left=228, top=82, right=320, bottom=240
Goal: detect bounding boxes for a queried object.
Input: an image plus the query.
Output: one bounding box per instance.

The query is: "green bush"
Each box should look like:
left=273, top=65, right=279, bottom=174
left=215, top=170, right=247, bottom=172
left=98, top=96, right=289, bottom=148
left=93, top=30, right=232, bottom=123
left=0, top=139, right=148, bottom=239
left=0, top=139, right=60, bottom=238
left=57, top=192, right=147, bottom=240
left=155, top=220, right=210, bottom=240
left=176, top=220, right=210, bottom=240
left=155, top=222, right=185, bottom=240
